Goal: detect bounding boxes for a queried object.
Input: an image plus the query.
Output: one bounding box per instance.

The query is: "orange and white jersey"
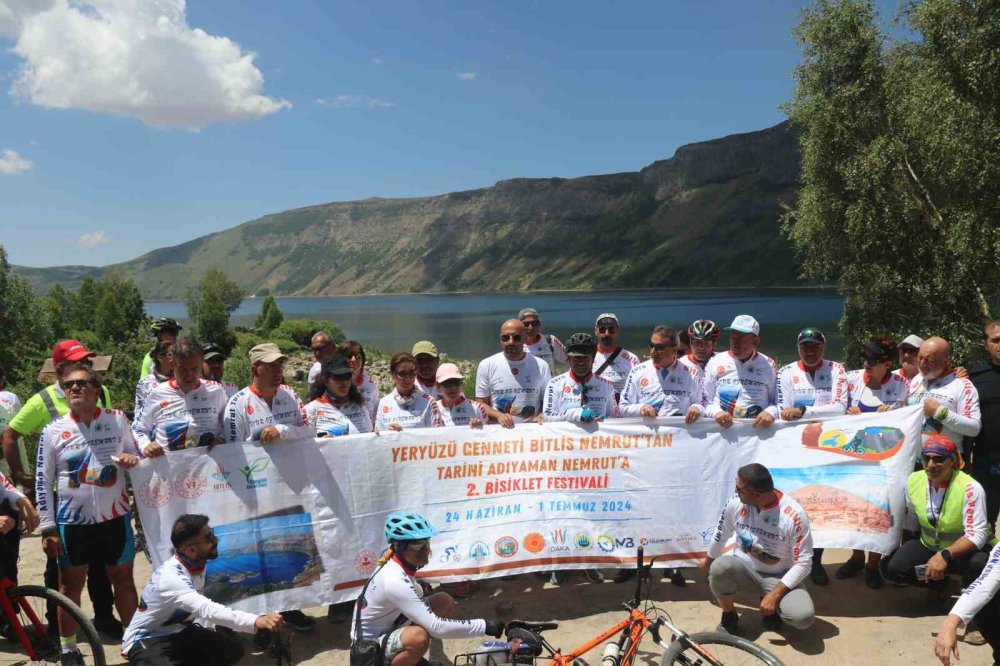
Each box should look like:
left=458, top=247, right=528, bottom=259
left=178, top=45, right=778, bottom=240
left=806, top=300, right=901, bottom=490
left=845, top=369, right=908, bottom=412
left=305, top=395, right=373, bottom=436
left=542, top=371, right=617, bottom=422
left=436, top=397, right=488, bottom=427
left=619, top=359, right=703, bottom=417
left=776, top=360, right=848, bottom=419
left=703, top=351, right=779, bottom=419
left=224, top=384, right=311, bottom=443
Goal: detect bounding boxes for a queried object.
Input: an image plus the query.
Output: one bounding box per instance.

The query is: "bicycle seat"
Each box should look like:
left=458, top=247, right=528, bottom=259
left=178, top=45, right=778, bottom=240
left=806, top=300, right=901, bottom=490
left=507, top=621, right=558, bottom=633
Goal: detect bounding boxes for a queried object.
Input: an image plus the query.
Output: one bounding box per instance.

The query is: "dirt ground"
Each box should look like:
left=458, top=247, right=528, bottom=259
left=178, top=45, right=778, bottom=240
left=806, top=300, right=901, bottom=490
left=7, top=537, right=994, bottom=665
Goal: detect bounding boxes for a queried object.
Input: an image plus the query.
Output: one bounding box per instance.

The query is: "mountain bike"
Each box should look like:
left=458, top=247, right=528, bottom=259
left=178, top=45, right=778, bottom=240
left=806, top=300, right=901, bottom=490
left=454, top=547, right=783, bottom=666
left=0, top=577, right=105, bottom=665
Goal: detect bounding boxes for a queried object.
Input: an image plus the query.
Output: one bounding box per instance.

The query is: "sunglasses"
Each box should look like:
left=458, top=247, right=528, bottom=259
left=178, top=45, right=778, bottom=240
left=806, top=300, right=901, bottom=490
left=922, top=454, right=950, bottom=464
left=440, top=379, right=463, bottom=388
left=311, top=343, right=331, bottom=352
left=327, top=373, right=353, bottom=381
left=62, top=379, right=98, bottom=390
left=395, top=370, right=417, bottom=378
left=501, top=334, right=523, bottom=342
left=407, top=539, right=431, bottom=551
left=649, top=342, right=671, bottom=351
left=597, top=326, right=618, bottom=334
left=522, top=319, right=541, bottom=327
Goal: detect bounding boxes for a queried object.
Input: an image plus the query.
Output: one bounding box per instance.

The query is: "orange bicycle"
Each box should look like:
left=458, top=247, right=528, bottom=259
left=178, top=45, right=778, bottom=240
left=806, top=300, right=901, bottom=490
left=456, top=547, right=783, bottom=666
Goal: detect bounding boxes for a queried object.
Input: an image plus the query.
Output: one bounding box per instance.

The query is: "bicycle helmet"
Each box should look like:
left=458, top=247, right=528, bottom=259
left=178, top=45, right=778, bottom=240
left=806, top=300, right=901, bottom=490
left=688, top=319, right=720, bottom=341
left=565, top=332, right=597, bottom=351
left=150, top=317, right=183, bottom=334
left=384, top=512, right=438, bottom=543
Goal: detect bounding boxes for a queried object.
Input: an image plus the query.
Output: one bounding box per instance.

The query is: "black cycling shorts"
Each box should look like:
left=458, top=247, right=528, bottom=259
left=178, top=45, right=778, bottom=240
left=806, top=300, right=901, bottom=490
left=57, top=515, right=135, bottom=568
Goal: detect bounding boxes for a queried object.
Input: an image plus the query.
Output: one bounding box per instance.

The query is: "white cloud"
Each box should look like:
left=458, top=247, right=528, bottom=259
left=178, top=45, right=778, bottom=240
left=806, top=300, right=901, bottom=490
left=78, top=230, right=109, bottom=247
left=2, top=0, right=291, bottom=130
left=0, top=148, right=33, bottom=174
left=457, top=71, right=477, bottom=81
left=316, top=95, right=394, bottom=109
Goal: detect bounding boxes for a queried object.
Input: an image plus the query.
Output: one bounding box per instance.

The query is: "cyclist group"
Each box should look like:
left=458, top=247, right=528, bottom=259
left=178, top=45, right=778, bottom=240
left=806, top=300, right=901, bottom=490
left=0, top=311, right=998, bottom=666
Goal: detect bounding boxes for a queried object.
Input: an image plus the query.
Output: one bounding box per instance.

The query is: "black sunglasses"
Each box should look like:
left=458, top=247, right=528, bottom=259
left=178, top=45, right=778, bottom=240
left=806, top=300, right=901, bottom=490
left=597, top=326, right=618, bottom=333
left=440, top=379, right=463, bottom=388
left=501, top=334, right=523, bottom=342
left=311, top=343, right=331, bottom=352
left=62, top=379, right=98, bottom=390
left=922, top=454, right=950, bottom=464
left=650, top=342, right=671, bottom=351
left=522, top=320, right=541, bottom=327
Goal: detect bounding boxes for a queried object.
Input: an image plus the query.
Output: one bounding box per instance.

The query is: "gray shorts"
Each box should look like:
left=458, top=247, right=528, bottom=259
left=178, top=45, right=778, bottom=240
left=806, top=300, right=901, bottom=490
left=708, top=554, right=815, bottom=630
left=382, top=626, right=407, bottom=666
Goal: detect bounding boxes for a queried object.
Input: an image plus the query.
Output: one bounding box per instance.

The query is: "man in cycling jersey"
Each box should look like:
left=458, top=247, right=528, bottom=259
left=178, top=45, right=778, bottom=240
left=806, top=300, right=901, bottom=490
left=122, top=514, right=284, bottom=666
left=520, top=308, right=567, bottom=374
left=0, top=469, right=40, bottom=584
left=895, top=334, right=924, bottom=390
left=413, top=341, right=442, bottom=398
left=352, top=512, right=505, bottom=666
left=907, top=337, right=981, bottom=452
left=201, top=343, right=238, bottom=398
left=934, top=541, right=1000, bottom=665
left=140, top=318, right=182, bottom=378
left=592, top=314, right=640, bottom=401
left=701, top=463, right=815, bottom=636
left=307, top=331, right=339, bottom=385
left=703, top=316, right=778, bottom=429
left=679, top=319, right=720, bottom=376
left=476, top=320, right=551, bottom=427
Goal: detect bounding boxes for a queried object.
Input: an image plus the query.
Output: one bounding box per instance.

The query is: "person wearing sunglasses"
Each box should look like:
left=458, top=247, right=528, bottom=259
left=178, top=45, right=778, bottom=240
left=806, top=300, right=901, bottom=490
left=36, top=362, right=142, bottom=665
left=475, top=319, right=552, bottom=427
left=619, top=326, right=703, bottom=422
left=122, top=514, right=283, bottom=666
left=201, top=342, right=238, bottom=399
left=435, top=364, right=487, bottom=427
left=882, top=435, right=993, bottom=608
left=679, top=319, right=721, bottom=376
left=338, top=340, right=381, bottom=420
left=376, top=352, right=443, bottom=432
left=352, top=512, right=505, bottom=666
left=306, top=331, right=339, bottom=385
left=412, top=341, right=443, bottom=399
left=703, top=315, right=779, bottom=430
left=519, top=307, right=567, bottom=374
left=305, top=354, right=373, bottom=437
left=592, top=313, right=640, bottom=402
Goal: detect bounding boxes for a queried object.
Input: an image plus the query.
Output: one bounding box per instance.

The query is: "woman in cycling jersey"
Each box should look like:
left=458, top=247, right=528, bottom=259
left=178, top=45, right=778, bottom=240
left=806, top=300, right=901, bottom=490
left=375, top=353, right=442, bottom=432
left=352, top=513, right=504, bottom=666
left=305, top=354, right=374, bottom=436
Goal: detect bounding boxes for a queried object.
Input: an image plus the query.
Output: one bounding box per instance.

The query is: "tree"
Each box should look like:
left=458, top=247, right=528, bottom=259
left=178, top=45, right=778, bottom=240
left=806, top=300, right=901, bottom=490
left=70, top=276, right=100, bottom=332
left=186, top=269, right=243, bottom=352
left=782, top=0, right=1000, bottom=363
left=43, top=284, right=75, bottom=340
left=93, top=271, right=146, bottom=343
left=254, top=295, right=284, bottom=333
left=0, top=245, right=55, bottom=385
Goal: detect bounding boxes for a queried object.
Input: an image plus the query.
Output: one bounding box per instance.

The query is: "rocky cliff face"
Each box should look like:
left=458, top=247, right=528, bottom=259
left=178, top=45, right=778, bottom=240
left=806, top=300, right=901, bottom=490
left=17, top=122, right=802, bottom=298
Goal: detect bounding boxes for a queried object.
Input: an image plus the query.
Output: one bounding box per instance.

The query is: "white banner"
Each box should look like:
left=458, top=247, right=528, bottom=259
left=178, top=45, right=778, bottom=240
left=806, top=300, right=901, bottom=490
left=131, top=406, right=923, bottom=613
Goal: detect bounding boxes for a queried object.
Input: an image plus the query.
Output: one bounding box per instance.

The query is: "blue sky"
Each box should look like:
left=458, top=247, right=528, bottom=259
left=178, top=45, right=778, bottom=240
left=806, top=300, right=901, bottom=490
left=0, top=0, right=902, bottom=268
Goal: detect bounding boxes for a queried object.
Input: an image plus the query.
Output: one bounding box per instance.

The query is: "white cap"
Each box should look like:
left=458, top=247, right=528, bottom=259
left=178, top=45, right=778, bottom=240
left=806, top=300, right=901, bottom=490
left=724, top=315, right=760, bottom=336
left=900, top=334, right=924, bottom=349
left=595, top=313, right=619, bottom=326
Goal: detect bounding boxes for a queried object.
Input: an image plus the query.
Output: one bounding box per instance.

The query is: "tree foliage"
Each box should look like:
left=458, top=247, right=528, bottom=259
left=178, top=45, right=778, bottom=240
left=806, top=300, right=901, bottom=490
left=254, top=295, right=284, bottom=333
left=94, top=270, right=146, bottom=343
left=185, top=269, right=243, bottom=352
left=783, top=0, right=1000, bottom=363
left=0, top=246, right=54, bottom=385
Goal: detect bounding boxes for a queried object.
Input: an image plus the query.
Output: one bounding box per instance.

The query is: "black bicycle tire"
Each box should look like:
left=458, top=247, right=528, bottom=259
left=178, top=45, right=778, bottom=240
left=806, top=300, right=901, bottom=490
left=7, top=584, right=107, bottom=666
left=660, top=631, right=784, bottom=666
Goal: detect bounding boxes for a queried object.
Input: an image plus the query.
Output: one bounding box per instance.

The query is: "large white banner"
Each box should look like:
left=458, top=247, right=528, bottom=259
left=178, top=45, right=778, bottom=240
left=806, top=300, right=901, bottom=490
left=131, top=406, right=923, bottom=613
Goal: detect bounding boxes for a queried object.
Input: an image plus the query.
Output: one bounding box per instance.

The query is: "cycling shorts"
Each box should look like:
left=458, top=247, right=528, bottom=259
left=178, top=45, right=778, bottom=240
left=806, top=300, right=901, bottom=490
left=57, top=515, right=135, bottom=568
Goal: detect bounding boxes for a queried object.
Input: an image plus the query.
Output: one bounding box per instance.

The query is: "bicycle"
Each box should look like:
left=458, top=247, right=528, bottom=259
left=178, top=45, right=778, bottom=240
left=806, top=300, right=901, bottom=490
left=269, top=627, right=292, bottom=666
left=455, top=547, right=783, bottom=666
left=0, top=577, right=105, bottom=665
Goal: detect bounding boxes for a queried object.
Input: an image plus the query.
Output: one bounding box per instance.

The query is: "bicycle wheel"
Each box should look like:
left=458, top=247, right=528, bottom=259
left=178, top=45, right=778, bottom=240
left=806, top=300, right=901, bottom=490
left=1, top=585, right=106, bottom=665
left=660, top=632, right=783, bottom=666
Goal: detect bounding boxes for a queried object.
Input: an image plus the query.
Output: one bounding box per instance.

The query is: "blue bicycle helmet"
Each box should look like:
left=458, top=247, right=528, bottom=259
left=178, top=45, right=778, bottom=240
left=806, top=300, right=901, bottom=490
left=384, top=512, right=438, bottom=542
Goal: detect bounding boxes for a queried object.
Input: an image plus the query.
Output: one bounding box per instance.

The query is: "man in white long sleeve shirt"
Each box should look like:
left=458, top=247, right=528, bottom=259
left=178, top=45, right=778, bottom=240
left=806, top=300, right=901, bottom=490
left=122, top=515, right=283, bottom=665
left=619, top=326, right=703, bottom=423
left=224, top=344, right=312, bottom=445
left=700, top=463, right=815, bottom=636
left=703, top=315, right=779, bottom=430
left=542, top=333, right=617, bottom=424
left=934, top=542, right=1000, bottom=665
left=908, top=337, right=981, bottom=453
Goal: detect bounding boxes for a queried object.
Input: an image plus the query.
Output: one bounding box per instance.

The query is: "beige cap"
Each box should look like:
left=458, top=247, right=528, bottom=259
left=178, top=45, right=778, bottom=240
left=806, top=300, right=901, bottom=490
left=249, top=343, right=287, bottom=364
left=435, top=363, right=464, bottom=383
left=412, top=341, right=439, bottom=358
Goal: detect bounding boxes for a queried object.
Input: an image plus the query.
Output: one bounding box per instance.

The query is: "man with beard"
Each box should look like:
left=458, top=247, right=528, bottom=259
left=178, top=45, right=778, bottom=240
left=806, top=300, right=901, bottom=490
left=122, top=515, right=284, bottom=666
left=908, top=337, right=981, bottom=454
left=592, top=313, right=640, bottom=402
left=476, top=319, right=552, bottom=427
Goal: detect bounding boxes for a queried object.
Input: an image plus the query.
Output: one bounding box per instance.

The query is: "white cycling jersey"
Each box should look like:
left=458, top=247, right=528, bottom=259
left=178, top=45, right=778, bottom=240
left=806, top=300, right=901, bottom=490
left=224, top=385, right=312, bottom=443
left=475, top=352, right=551, bottom=422
left=133, top=379, right=228, bottom=452
left=678, top=354, right=710, bottom=406
left=36, top=408, right=139, bottom=530
left=0, top=390, right=24, bottom=476
left=908, top=371, right=981, bottom=450
left=542, top=372, right=617, bottom=422
left=844, top=370, right=909, bottom=412
left=593, top=347, right=640, bottom=395
left=133, top=372, right=170, bottom=423
left=903, top=474, right=990, bottom=548
left=619, top=359, right=703, bottom=417
left=351, top=556, right=486, bottom=642
left=776, top=360, right=848, bottom=419
left=220, top=382, right=239, bottom=400
left=703, top=351, right=779, bottom=419
left=122, top=554, right=258, bottom=656
left=375, top=390, right=442, bottom=430
left=437, top=398, right=488, bottom=427
left=708, top=491, right=814, bottom=589
left=305, top=395, right=373, bottom=436
left=950, top=542, right=1000, bottom=626
left=524, top=334, right=567, bottom=374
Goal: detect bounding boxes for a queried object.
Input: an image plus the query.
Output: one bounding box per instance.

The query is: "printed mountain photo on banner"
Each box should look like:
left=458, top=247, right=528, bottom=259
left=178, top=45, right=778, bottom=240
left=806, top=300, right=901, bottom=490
left=769, top=465, right=892, bottom=534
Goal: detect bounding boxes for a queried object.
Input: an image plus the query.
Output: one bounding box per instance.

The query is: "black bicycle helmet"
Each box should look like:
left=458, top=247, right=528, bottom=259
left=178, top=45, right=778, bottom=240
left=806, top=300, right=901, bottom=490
left=688, top=319, right=720, bottom=341
left=565, top=332, right=598, bottom=355
left=150, top=317, right=183, bottom=334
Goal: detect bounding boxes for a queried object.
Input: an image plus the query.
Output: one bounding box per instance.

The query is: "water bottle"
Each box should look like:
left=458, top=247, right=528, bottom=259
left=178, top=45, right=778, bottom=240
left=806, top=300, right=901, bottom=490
left=474, top=640, right=511, bottom=666
left=601, top=642, right=620, bottom=666
left=572, top=659, right=590, bottom=666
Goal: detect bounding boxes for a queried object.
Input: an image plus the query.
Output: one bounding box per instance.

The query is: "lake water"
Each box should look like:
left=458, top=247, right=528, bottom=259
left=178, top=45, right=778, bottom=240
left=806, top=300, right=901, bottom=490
left=147, top=288, right=846, bottom=366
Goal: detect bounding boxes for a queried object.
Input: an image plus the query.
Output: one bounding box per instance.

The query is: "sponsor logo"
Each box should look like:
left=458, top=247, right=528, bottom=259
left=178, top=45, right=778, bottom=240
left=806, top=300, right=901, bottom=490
left=575, top=532, right=593, bottom=550
left=494, top=536, right=519, bottom=558
left=639, top=536, right=673, bottom=546
left=699, top=529, right=714, bottom=546
left=382, top=405, right=390, bottom=414
left=640, top=377, right=650, bottom=387
left=677, top=533, right=698, bottom=545
left=439, top=546, right=462, bottom=564
left=61, top=431, right=70, bottom=440
left=210, top=463, right=232, bottom=491
left=550, top=529, right=566, bottom=545
left=792, top=376, right=800, bottom=384
left=563, top=385, right=572, bottom=394
left=240, top=457, right=270, bottom=489
left=717, top=365, right=725, bottom=374
left=246, top=405, right=255, bottom=415
left=174, top=468, right=207, bottom=499
left=138, top=474, right=172, bottom=507
left=597, top=534, right=616, bottom=553
left=355, top=550, right=376, bottom=575
left=511, top=368, right=519, bottom=376
left=469, top=541, right=490, bottom=562
left=523, top=533, right=545, bottom=554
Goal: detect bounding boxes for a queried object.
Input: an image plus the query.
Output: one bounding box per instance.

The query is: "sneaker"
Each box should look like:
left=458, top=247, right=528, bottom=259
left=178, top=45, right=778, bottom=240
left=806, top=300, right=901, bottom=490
left=549, top=571, right=569, bottom=586
left=281, top=610, right=316, bottom=632
left=963, top=629, right=987, bottom=646
left=865, top=566, right=883, bottom=589
left=92, top=614, right=124, bottom=641
left=253, top=628, right=272, bottom=651
left=835, top=558, right=864, bottom=580
left=216, top=625, right=237, bottom=637
left=762, top=614, right=782, bottom=632
left=60, top=649, right=85, bottom=666
left=810, top=563, right=830, bottom=586
left=668, top=569, right=687, bottom=588
left=716, top=611, right=739, bottom=635
left=613, top=570, right=636, bottom=584
left=584, top=569, right=605, bottom=584
left=327, top=602, right=353, bottom=624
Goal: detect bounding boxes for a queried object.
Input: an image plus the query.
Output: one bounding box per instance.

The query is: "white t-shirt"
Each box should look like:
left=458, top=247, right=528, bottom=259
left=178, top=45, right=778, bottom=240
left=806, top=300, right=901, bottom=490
left=0, top=390, right=24, bottom=476
left=776, top=360, right=848, bottom=419
left=305, top=395, right=374, bottom=436
left=437, top=398, right=488, bottom=427
left=619, top=359, right=703, bottom=417
left=703, top=351, right=779, bottom=419
left=224, top=385, right=312, bottom=443
left=133, top=379, right=229, bottom=452
left=542, top=372, right=618, bottom=422
left=375, top=390, right=442, bottom=430
left=593, top=347, right=641, bottom=395
left=524, top=334, right=568, bottom=374
left=475, top=352, right=552, bottom=422
left=845, top=369, right=909, bottom=412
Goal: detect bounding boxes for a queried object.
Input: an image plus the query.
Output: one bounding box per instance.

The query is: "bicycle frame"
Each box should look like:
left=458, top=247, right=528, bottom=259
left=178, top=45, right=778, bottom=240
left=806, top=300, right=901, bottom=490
left=0, top=577, right=47, bottom=660
left=546, top=607, right=651, bottom=666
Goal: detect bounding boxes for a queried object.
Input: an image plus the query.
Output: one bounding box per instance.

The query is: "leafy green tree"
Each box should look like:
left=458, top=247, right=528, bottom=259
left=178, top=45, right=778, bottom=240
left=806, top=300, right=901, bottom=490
left=186, top=269, right=243, bottom=352
left=43, top=284, right=75, bottom=340
left=94, top=271, right=146, bottom=343
left=71, top=276, right=100, bottom=332
left=254, top=295, right=284, bottom=333
left=782, top=0, right=1000, bottom=363
left=0, top=245, right=55, bottom=385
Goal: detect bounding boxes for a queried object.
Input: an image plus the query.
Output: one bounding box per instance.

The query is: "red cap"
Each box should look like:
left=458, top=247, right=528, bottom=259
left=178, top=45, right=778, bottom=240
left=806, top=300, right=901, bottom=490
left=52, top=340, right=96, bottom=364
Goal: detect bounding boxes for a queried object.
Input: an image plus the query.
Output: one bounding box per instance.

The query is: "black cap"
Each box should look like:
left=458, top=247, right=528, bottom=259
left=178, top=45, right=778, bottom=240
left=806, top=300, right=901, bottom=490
left=202, top=343, right=226, bottom=361
left=862, top=340, right=892, bottom=364
left=322, top=355, right=354, bottom=377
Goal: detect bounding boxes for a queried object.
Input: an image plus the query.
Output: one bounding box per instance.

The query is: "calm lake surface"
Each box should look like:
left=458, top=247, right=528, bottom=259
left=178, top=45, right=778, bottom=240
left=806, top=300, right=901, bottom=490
left=147, top=288, right=848, bottom=366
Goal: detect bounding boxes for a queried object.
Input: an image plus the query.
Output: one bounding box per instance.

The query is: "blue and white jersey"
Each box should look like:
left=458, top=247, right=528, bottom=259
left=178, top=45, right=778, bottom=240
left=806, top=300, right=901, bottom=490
left=619, top=359, right=703, bottom=417
left=703, top=351, right=779, bottom=419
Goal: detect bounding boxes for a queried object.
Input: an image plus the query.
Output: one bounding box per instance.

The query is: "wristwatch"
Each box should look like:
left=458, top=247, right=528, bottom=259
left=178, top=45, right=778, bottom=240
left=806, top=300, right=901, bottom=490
left=940, top=548, right=952, bottom=562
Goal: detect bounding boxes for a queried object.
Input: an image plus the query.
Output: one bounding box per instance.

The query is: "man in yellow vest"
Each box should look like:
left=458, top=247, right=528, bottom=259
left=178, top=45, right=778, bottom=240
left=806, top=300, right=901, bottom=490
left=883, top=435, right=994, bottom=608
